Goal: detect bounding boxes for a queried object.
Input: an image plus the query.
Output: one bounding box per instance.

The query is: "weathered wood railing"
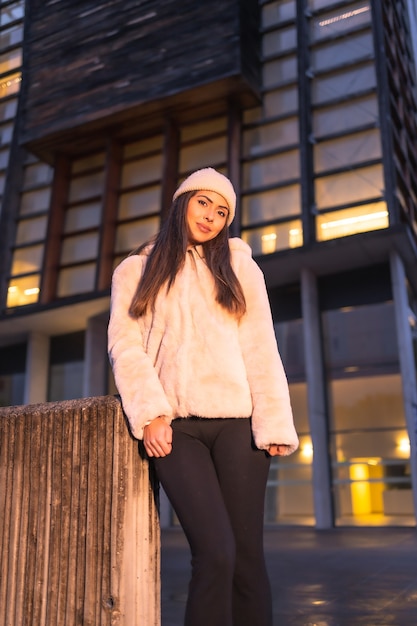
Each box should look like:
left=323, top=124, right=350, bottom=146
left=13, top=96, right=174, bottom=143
left=0, top=395, right=160, bottom=626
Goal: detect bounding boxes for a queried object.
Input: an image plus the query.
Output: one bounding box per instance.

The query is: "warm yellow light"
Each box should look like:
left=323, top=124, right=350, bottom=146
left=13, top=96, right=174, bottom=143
left=261, top=233, right=277, bottom=254
left=320, top=210, right=388, bottom=230
left=8, top=285, right=18, bottom=293
left=319, top=6, right=370, bottom=27
left=301, top=440, right=313, bottom=459
left=289, top=228, right=303, bottom=248
left=24, top=287, right=40, bottom=296
left=398, top=437, right=410, bottom=455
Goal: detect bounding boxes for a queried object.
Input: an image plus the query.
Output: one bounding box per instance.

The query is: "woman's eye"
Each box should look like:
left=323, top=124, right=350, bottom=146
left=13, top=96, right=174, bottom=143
left=218, top=210, right=226, bottom=218
left=198, top=199, right=207, bottom=207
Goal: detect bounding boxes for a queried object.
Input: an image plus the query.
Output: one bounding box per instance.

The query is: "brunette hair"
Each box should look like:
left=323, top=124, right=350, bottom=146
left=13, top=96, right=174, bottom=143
left=128, top=191, right=246, bottom=319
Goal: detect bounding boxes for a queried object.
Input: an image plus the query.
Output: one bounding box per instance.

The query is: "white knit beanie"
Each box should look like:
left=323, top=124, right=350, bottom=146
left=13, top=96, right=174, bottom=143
left=173, top=167, right=236, bottom=226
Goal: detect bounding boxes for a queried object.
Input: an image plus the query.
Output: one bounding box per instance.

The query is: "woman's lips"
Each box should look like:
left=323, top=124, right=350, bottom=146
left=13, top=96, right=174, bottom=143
left=197, top=222, right=211, bottom=233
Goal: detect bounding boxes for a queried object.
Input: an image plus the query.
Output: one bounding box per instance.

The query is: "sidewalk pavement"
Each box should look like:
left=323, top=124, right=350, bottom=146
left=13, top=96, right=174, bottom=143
left=161, top=526, right=417, bottom=626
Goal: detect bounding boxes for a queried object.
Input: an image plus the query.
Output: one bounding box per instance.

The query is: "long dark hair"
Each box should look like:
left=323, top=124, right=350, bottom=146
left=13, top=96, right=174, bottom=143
left=128, top=191, right=246, bottom=319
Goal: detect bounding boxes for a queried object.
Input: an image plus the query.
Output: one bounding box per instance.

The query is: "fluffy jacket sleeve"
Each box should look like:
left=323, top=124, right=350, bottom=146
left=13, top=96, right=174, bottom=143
left=107, top=255, right=174, bottom=439
left=235, top=246, right=299, bottom=455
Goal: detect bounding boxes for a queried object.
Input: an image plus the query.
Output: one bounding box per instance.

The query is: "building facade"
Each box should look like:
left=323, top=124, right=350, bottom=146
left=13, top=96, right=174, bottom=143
left=1, top=0, right=417, bottom=528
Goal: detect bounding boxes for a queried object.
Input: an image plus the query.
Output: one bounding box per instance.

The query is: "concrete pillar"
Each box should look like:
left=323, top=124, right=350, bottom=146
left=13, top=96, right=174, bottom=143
left=83, top=312, right=109, bottom=397
left=24, top=332, right=49, bottom=404
left=301, top=268, right=334, bottom=528
left=390, top=251, right=417, bottom=521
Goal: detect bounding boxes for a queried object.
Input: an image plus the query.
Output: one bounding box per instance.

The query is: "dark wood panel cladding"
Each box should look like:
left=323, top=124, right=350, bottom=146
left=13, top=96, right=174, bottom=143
left=20, top=0, right=260, bottom=161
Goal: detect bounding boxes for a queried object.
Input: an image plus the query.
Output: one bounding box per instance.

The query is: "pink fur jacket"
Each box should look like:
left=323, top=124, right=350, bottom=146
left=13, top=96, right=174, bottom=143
left=108, top=237, right=299, bottom=454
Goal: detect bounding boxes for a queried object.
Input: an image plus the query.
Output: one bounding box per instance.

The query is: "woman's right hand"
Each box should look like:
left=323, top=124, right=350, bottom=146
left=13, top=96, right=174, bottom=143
left=143, top=417, right=173, bottom=457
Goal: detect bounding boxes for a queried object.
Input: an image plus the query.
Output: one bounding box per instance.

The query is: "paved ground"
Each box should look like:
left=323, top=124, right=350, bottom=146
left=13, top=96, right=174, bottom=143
left=161, top=526, right=417, bottom=626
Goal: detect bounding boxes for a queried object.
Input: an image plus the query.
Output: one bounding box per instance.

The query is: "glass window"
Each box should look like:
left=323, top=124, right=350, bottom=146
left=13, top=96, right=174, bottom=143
left=0, top=343, right=26, bottom=407
left=314, top=129, right=381, bottom=173
left=0, top=147, right=9, bottom=168
left=68, top=172, right=104, bottom=203
left=315, top=164, right=384, bottom=210
left=71, top=152, right=105, bottom=173
left=262, top=0, right=296, bottom=28
left=60, top=233, right=99, bottom=264
left=311, top=2, right=371, bottom=42
left=0, top=122, right=13, bottom=146
left=263, top=86, right=298, bottom=118
left=48, top=331, right=85, bottom=401
left=311, top=31, right=374, bottom=72
left=0, top=1, right=24, bottom=26
left=23, top=162, right=53, bottom=187
left=57, top=264, right=96, bottom=297
left=322, top=301, right=413, bottom=526
left=242, top=219, right=303, bottom=254
left=11, top=245, right=43, bottom=274
left=266, top=318, right=313, bottom=525
left=119, top=186, right=160, bottom=220
left=0, top=24, right=23, bottom=47
left=313, top=95, right=378, bottom=138
left=243, top=118, right=299, bottom=156
left=64, top=202, right=101, bottom=232
left=48, top=362, right=84, bottom=401
left=181, top=118, right=226, bottom=142
left=179, top=137, right=227, bottom=172
left=115, top=216, right=159, bottom=253
left=242, top=184, right=301, bottom=225
left=0, top=71, right=21, bottom=98
left=0, top=98, right=17, bottom=121
left=263, top=27, right=297, bottom=56
left=243, top=150, right=300, bottom=188
left=7, top=274, right=40, bottom=307
left=20, top=188, right=51, bottom=214
left=15, top=216, right=48, bottom=244
left=121, top=154, right=163, bottom=188
left=317, top=201, right=388, bottom=240
left=312, top=64, right=376, bottom=105
left=0, top=48, right=22, bottom=74
left=123, top=135, right=163, bottom=159
left=263, top=56, right=298, bottom=88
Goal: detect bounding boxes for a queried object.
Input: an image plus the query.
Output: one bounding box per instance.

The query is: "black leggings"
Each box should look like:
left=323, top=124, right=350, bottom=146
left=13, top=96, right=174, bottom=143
left=153, top=417, right=272, bottom=626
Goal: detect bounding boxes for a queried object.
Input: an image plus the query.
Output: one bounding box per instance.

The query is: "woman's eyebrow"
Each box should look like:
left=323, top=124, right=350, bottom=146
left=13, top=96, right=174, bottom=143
left=197, top=194, right=229, bottom=212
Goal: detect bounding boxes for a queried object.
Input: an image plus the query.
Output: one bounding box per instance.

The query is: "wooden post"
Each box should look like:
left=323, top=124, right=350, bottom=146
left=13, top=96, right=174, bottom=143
left=0, top=395, right=160, bottom=626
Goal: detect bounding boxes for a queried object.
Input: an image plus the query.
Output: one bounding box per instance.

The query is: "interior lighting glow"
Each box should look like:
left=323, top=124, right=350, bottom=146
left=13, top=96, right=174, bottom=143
left=0, top=75, right=21, bottom=91
left=24, top=287, right=40, bottom=296
left=319, top=6, right=370, bottom=27
left=301, top=440, right=313, bottom=460
left=261, top=232, right=277, bottom=254
left=398, top=437, right=410, bottom=455
left=289, top=228, right=302, bottom=248
left=320, top=210, right=388, bottom=230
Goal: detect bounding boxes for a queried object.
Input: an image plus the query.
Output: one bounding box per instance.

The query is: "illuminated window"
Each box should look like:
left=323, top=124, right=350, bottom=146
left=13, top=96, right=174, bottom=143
left=6, top=157, right=52, bottom=308
left=242, top=219, right=303, bottom=255
left=0, top=71, right=21, bottom=98
left=7, top=275, right=40, bottom=307
left=310, top=2, right=371, bottom=41
left=317, top=202, right=388, bottom=240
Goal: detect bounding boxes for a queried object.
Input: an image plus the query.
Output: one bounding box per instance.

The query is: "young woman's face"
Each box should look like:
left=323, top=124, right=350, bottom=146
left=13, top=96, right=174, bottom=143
left=186, top=190, right=229, bottom=244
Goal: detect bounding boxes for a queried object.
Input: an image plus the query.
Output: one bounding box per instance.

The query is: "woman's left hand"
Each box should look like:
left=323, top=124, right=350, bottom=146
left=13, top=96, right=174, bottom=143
left=268, top=444, right=291, bottom=456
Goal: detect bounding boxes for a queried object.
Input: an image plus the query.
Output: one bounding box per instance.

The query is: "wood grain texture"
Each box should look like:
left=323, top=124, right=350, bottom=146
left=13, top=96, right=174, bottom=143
left=0, top=395, right=160, bottom=625
left=20, top=0, right=260, bottom=159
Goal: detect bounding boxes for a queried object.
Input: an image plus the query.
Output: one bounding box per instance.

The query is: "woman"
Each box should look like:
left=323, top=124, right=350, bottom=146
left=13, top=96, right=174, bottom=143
left=108, top=167, right=298, bottom=626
